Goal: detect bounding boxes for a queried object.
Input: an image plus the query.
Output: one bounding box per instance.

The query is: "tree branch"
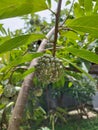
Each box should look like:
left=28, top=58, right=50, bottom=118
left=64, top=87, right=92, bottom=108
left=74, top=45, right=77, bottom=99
left=52, top=0, right=62, bottom=57
left=61, top=0, right=75, bottom=25
left=8, top=28, right=55, bottom=130
left=49, top=8, right=56, bottom=15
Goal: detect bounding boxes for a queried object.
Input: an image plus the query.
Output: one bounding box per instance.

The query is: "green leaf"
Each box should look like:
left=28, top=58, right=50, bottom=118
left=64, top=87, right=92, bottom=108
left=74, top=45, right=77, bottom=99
left=62, top=31, right=80, bottom=41
left=0, top=24, right=3, bottom=29
left=74, top=2, right=84, bottom=17
left=46, top=0, right=51, bottom=8
left=10, top=53, right=43, bottom=67
left=0, top=53, right=43, bottom=73
left=6, top=102, right=14, bottom=108
left=78, top=0, right=84, bottom=6
left=66, top=15, right=98, bottom=37
left=66, top=47, right=98, bottom=64
left=0, top=26, right=8, bottom=35
left=0, top=34, right=44, bottom=54
left=68, top=82, right=73, bottom=88
left=94, top=1, right=98, bottom=13
left=63, top=58, right=94, bottom=81
left=65, top=0, right=71, bottom=6
left=84, top=0, right=93, bottom=15
left=22, top=67, right=35, bottom=79
left=0, top=104, right=6, bottom=110
left=10, top=67, right=35, bottom=82
left=0, top=0, right=48, bottom=19
left=0, top=85, right=3, bottom=95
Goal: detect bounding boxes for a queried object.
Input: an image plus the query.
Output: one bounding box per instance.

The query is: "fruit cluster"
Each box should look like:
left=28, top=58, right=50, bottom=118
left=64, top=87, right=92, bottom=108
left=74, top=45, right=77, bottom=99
left=35, top=54, right=64, bottom=84
left=4, top=84, right=16, bottom=98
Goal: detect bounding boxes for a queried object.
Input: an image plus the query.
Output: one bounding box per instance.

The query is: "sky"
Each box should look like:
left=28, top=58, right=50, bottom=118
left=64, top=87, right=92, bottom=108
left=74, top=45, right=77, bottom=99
left=0, top=0, right=66, bottom=32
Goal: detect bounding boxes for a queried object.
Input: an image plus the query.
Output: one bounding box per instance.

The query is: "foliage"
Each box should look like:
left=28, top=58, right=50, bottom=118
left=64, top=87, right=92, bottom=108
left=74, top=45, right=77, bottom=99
left=66, top=16, right=98, bottom=37
left=0, top=0, right=47, bottom=19
left=0, top=34, right=44, bottom=54
left=36, top=101, right=98, bottom=130
left=55, top=116, right=98, bottom=130
left=0, top=0, right=98, bottom=129
left=65, top=75, right=96, bottom=105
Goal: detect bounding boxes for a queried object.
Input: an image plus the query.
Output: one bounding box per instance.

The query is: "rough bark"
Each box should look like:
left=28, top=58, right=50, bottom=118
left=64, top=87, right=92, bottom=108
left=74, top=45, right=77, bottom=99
left=53, top=0, right=62, bottom=57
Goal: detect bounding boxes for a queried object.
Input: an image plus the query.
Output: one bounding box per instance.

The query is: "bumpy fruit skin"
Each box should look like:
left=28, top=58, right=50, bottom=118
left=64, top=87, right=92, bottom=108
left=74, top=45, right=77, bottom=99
left=4, top=84, right=16, bottom=98
left=35, top=54, right=64, bottom=84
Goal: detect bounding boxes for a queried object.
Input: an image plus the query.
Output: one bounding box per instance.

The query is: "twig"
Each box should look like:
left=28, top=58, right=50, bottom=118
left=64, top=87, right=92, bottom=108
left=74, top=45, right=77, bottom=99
left=44, top=46, right=64, bottom=51
left=59, top=26, right=78, bottom=34
left=52, top=0, right=62, bottom=57
left=49, top=8, right=56, bottom=16
left=61, top=0, right=75, bottom=25
left=8, top=66, right=28, bottom=84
